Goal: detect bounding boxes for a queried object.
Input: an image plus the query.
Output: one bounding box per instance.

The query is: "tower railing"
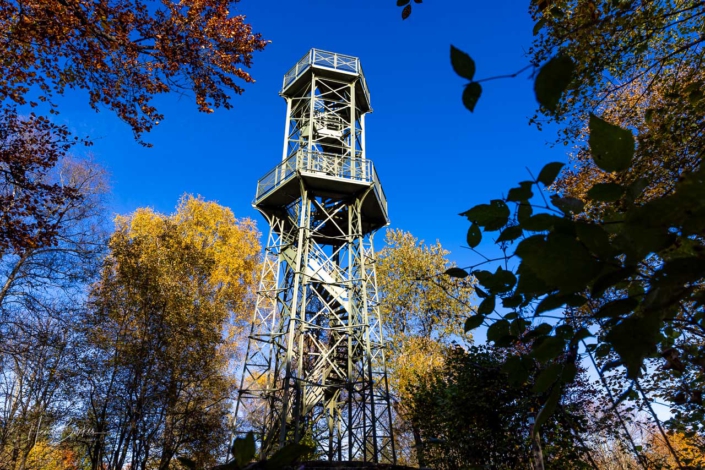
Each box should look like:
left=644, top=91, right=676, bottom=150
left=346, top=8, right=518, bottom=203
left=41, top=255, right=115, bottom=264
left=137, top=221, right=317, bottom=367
left=255, top=150, right=387, bottom=217
left=282, top=49, right=371, bottom=106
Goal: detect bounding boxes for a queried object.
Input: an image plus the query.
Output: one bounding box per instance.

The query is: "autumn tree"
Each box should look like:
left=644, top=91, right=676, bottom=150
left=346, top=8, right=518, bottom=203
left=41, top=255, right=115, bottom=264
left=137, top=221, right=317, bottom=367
left=0, top=157, right=107, bottom=470
left=80, top=195, right=259, bottom=470
left=0, top=0, right=267, bottom=255
left=376, top=229, right=473, bottom=465
left=0, top=0, right=268, bottom=141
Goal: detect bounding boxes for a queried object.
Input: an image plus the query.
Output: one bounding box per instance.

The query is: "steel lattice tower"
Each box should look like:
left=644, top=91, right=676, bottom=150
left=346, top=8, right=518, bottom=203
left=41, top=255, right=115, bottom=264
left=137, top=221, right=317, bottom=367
left=233, top=49, right=395, bottom=463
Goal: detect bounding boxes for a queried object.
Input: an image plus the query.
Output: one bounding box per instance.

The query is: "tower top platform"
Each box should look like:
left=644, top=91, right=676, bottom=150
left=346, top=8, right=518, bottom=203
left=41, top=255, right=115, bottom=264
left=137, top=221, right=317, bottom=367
left=281, top=49, right=372, bottom=113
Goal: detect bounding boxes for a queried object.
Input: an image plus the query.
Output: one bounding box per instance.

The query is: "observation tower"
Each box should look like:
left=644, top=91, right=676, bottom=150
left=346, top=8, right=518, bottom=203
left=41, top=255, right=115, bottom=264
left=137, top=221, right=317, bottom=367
left=234, top=49, right=395, bottom=463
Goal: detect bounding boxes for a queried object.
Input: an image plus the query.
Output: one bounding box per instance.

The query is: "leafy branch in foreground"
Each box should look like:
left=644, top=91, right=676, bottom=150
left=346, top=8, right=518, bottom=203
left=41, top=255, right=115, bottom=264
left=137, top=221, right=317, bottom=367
left=178, top=432, right=314, bottom=470
left=451, top=110, right=704, bottom=433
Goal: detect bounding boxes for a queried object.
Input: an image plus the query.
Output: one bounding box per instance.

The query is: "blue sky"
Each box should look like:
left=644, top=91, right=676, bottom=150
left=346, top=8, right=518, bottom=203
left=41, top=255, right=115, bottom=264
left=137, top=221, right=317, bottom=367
left=56, top=0, right=569, bottom=269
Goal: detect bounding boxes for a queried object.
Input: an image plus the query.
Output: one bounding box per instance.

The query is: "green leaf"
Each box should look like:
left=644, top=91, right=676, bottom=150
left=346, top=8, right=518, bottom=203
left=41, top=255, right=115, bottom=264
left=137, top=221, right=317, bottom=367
left=177, top=457, right=197, bottom=470
left=475, top=286, right=489, bottom=298
left=518, top=203, right=533, bottom=224
left=502, top=294, right=523, bottom=309
left=486, top=319, right=510, bottom=342
left=550, top=195, right=585, bottom=215
left=397, top=0, right=410, bottom=4
left=491, top=267, right=518, bottom=293
left=533, top=18, right=546, bottom=35
left=537, top=162, right=565, bottom=187
left=507, top=181, right=534, bottom=202
left=502, top=355, right=530, bottom=385
left=534, top=57, right=575, bottom=114
left=587, top=182, right=625, bottom=202
left=596, top=297, right=639, bottom=318
left=532, top=336, right=565, bottom=363
left=572, top=327, right=592, bottom=344
left=450, top=45, right=475, bottom=80
left=518, top=233, right=602, bottom=293
left=535, top=385, right=562, bottom=430
left=445, top=267, right=469, bottom=278
left=606, top=315, right=661, bottom=379
left=232, top=431, right=256, bottom=468
left=589, top=113, right=635, bottom=172
left=535, top=293, right=586, bottom=315
left=497, top=225, right=523, bottom=243
left=461, top=200, right=510, bottom=231
left=591, top=266, right=637, bottom=297
left=466, top=223, right=481, bottom=248
left=576, top=222, right=614, bottom=258
left=521, top=213, right=562, bottom=232
left=533, top=363, right=562, bottom=393
left=465, top=314, right=485, bottom=331
left=264, top=443, right=314, bottom=470
left=561, top=362, right=578, bottom=384
left=478, top=295, right=496, bottom=315
left=462, top=82, right=482, bottom=112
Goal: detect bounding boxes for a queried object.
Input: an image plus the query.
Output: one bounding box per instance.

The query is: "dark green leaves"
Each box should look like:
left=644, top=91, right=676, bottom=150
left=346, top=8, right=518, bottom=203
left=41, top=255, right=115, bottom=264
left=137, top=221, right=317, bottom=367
left=487, top=319, right=510, bottom=343
left=450, top=45, right=476, bottom=80
left=465, top=314, right=485, bottom=331
left=537, top=162, right=565, bottom=186
left=507, top=181, right=534, bottom=202
left=461, top=199, right=510, bottom=231
left=450, top=46, right=481, bottom=111
left=466, top=223, right=481, bottom=248
left=445, top=267, right=469, bottom=278
left=517, top=233, right=602, bottom=293
left=232, top=432, right=256, bottom=468
left=589, top=114, right=635, bottom=172
left=478, top=295, right=496, bottom=315
left=534, top=56, right=575, bottom=114
left=587, top=182, right=625, bottom=202
left=264, top=443, right=314, bottom=470
left=463, top=82, right=482, bottom=112
left=532, top=336, right=565, bottom=363
left=497, top=225, right=523, bottom=242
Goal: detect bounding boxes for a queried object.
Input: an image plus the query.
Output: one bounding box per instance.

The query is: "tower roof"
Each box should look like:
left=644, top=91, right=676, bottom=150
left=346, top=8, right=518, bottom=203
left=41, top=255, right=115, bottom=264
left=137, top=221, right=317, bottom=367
left=281, top=49, right=371, bottom=112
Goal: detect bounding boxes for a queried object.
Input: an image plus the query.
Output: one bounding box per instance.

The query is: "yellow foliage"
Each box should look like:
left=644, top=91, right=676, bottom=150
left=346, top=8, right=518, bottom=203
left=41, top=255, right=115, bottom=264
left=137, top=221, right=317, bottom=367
left=377, top=229, right=474, bottom=345
left=24, top=441, right=79, bottom=470
left=646, top=430, right=705, bottom=469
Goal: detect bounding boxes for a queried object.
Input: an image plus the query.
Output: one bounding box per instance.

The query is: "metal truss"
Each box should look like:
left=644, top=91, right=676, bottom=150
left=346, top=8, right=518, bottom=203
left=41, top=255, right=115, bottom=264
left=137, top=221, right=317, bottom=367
left=234, top=50, right=394, bottom=464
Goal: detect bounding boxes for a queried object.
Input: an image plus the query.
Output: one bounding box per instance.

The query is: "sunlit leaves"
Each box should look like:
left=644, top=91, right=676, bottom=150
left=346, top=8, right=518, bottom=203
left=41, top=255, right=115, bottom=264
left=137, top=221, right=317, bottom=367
left=534, top=56, right=575, bottom=113
left=589, top=114, right=635, bottom=172
left=0, top=0, right=268, bottom=144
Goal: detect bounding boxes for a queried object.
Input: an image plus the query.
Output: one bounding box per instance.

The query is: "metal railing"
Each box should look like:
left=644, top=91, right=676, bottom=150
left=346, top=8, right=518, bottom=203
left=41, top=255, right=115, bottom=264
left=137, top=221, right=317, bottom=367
left=255, top=151, right=388, bottom=219
left=281, top=49, right=371, bottom=106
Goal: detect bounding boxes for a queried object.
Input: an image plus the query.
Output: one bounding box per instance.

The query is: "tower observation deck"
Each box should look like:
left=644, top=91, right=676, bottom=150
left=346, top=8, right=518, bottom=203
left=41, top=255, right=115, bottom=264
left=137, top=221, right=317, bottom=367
left=233, top=49, right=395, bottom=464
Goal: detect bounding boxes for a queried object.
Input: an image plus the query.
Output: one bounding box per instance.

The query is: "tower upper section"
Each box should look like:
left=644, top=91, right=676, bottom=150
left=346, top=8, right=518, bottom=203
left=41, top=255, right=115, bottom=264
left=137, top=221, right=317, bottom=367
left=254, top=49, right=388, bottom=235
left=281, top=49, right=371, bottom=113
